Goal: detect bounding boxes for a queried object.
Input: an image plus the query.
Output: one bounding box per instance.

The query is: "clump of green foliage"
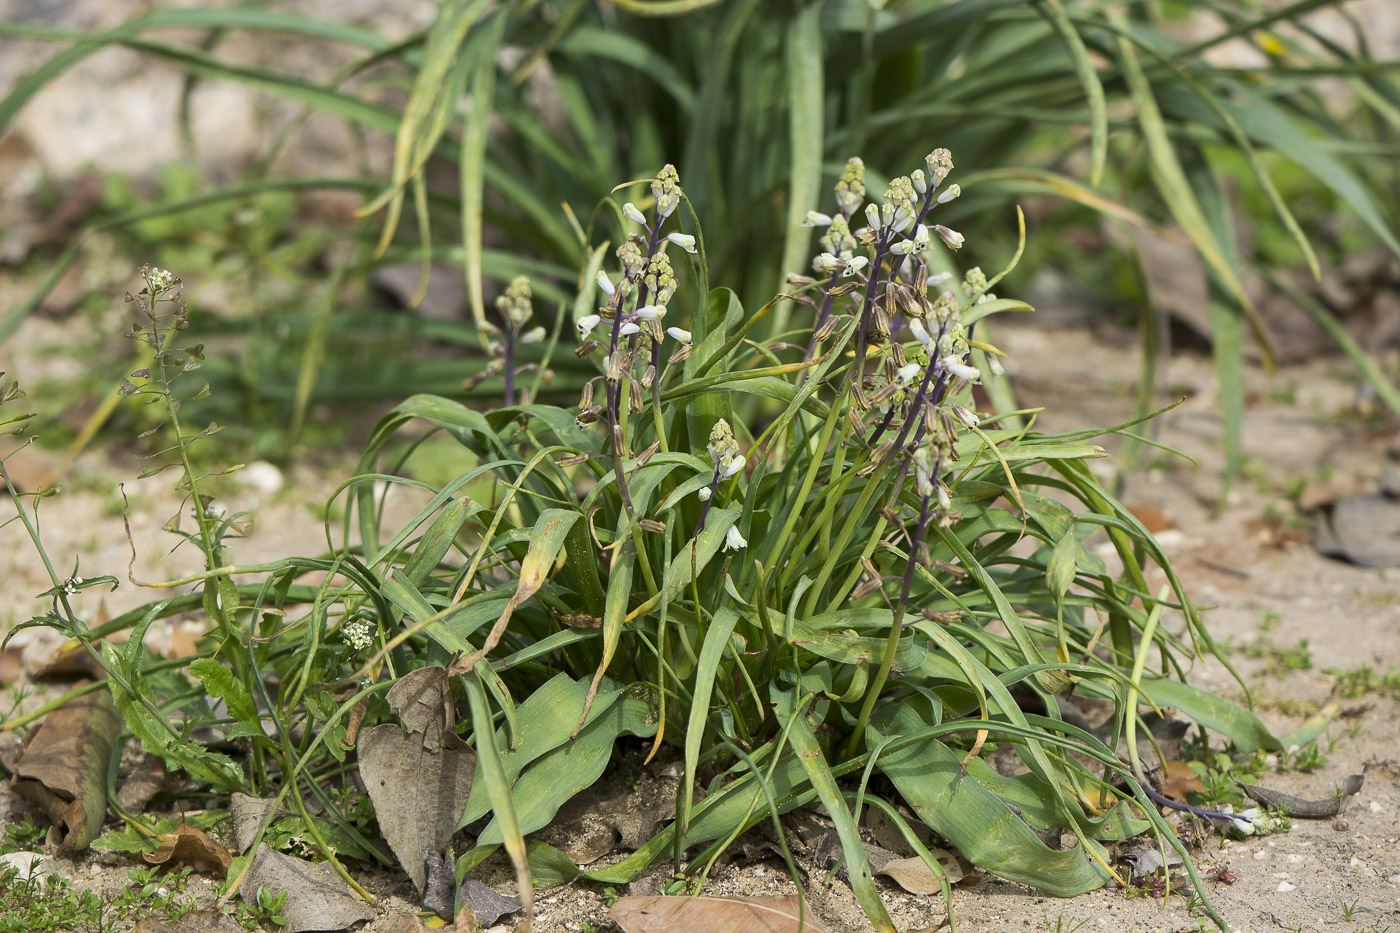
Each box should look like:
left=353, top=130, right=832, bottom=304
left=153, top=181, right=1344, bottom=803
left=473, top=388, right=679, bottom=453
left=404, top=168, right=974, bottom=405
left=3, top=154, right=1328, bottom=932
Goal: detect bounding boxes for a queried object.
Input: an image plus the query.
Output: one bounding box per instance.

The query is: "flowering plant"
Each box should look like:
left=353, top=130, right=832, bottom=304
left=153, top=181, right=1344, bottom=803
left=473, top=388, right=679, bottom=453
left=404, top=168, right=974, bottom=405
left=340, top=152, right=1279, bottom=929
left=3, top=153, right=1299, bottom=932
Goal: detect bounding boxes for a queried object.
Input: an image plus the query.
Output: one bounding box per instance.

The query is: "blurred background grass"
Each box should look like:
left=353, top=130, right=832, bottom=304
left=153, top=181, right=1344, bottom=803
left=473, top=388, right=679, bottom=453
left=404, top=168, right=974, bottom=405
left=1, top=0, right=1397, bottom=473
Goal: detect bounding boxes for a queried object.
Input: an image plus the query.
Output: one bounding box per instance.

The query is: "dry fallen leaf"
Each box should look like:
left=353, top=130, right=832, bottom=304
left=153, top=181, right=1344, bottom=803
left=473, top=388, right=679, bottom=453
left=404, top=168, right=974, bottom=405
left=610, top=896, right=829, bottom=933
left=10, top=682, right=121, bottom=851
left=877, top=851, right=964, bottom=893
left=459, top=877, right=521, bottom=927
left=142, top=821, right=233, bottom=874
left=358, top=665, right=475, bottom=894
left=377, top=916, right=432, bottom=933
left=117, top=754, right=171, bottom=815
left=230, top=793, right=289, bottom=853
left=241, top=844, right=375, bottom=933
left=1161, top=759, right=1206, bottom=802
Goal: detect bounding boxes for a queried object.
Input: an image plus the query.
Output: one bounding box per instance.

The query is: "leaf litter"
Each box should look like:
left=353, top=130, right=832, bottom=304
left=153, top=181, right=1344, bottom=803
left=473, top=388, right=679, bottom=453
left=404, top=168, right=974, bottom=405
left=9, top=681, right=121, bottom=851
left=241, top=844, right=375, bottom=933
left=357, top=664, right=475, bottom=894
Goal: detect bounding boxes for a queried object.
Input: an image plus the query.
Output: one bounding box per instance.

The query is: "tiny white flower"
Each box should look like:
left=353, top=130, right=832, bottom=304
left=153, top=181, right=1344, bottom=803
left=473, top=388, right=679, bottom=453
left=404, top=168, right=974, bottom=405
left=881, top=202, right=896, bottom=228
left=910, top=169, right=927, bottom=195
left=635, top=304, right=668, bottom=321
left=937, top=483, right=951, bottom=510
left=618, top=321, right=641, bottom=337
left=889, top=239, right=916, bottom=256
left=801, top=211, right=833, bottom=228
left=951, top=404, right=980, bottom=427
left=928, top=271, right=954, bottom=286
left=988, top=356, right=1006, bottom=376
left=913, top=448, right=934, bottom=498
left=842, top=256, right=869, bottom=278
left=624, top=202, right=647, bottom=225
left=865, top=203, right=881, bottom=230
left=896, top=362, right=922, bottom=386
left=913, top=224, right=931, bottom=252
left=721, top=454, right=745, bottom=479
left=667, top=232, right=697, bottom=254
left=892, top=208, right=915, bottom=234
left=813, top=252, right=841, bottom=275
left=908, top=318, right=933, bottom=347
left=941, top=356, right=981, bottom=383
left=519, top=326, right=546, bottom=344
left=723, top=525, right=747, bottom=551
left=936, top=183, right=962, bottom=205
left=697, top=486, right=712, bottom=502
left=596, top=270, right=616, bottom=297
left=933, top=225, right=965, bottom=249
left=667, top=326, right=692, bottom=345
left=576, top=314, right=601, bottom=340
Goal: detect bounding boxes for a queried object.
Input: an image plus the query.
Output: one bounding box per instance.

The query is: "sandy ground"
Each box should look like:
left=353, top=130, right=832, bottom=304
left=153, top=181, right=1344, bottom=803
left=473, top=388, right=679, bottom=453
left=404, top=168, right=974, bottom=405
left=3, top=311, right=1399, bottom=933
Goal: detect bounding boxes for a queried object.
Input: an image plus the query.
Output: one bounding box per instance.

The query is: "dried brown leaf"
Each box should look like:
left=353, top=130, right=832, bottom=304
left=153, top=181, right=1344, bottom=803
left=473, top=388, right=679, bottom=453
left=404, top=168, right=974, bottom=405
left=231, top=793, right=286, bottom=854
left=877, top=851, right=964, bottom=893
left=357, top=717, right=475, bottom=893
left=609, top=896, right=829, bottom=933
left=1161, top=759, right=1206, bottom=802
left=241, top=844, right=375, bottom=932
left=142, top=821, right=233, bottom=874
left=117, top=754, right=170, bottom=815
left=10, top=683, right=121, bottom=851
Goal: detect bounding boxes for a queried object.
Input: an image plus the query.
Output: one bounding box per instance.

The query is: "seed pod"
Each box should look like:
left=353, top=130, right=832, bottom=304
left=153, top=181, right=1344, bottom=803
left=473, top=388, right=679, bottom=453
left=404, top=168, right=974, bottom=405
left=640, top=364, right=657, bottom=390
left=575, top=339, right=602, bottom=359
left=629, top=379, right=644, bottom=412
left=636, top=442, right=660, bottom=467
left=639, top=519, right=666, bottom=533
left=575, top=404, right=604, bottom=426
left=815, top=315, right=841, bottom=342
left=579, top=380, right=595, bottom=409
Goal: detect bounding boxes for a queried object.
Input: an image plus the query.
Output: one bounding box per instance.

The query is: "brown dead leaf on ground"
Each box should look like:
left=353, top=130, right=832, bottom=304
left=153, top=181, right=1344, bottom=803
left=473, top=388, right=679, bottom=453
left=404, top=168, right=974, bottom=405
left=1161, top=759, right=1207, bottom=801
left=610, top=895, right=829, bottom=933
left=377, top=916, right=431, bottom=933
left=142, top=821, right=233, bottom=874
left=358, top=665, right=475, bottom=894
left=459, top=877, right=522, bottom=927
left=231, top=793, right=285, bottom=854
left=241, top=844, right=375, bottom=933
left=877, top=851, right=964, bottom=893
left=133, top=909, right=244, bottom=933
left=10, top=682, right=121, bottom=851
left=117, top=754, right=172, bottom=815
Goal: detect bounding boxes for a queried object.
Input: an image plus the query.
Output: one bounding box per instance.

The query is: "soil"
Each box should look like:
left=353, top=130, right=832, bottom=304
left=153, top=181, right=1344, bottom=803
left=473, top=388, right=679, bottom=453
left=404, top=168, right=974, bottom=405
left=3, top=306, right=1400, bottom=933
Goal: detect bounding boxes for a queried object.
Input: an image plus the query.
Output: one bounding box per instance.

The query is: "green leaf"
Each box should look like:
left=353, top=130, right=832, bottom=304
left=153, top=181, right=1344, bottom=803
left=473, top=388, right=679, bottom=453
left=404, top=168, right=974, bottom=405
left=188, top=658, right=259, bottom=731
left=774, top=3, right=823, bottom=336
left=1138, top=676, right=1281, bottom=753
left=1045, top=530, right=1078, bottom=603
left=478, top=685, right=657, bottom=844
left=683, top=608, right=741, bottom=830
left=776, top=688, right=894, bottom=933
left=458, top=674, right=624, bottom=829
left=871, top=705, right=1112, bottom=897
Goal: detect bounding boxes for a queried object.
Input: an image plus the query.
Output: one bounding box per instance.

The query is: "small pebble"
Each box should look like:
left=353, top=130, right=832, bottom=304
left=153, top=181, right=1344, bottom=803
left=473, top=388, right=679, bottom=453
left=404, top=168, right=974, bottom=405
left=1277, top=881, right=1296, bottom=892
left=1334, top=818, right=1350, bottom=832
left=237, top=460, right=284, bottom=495
left=1253, top=850, right=1269, bottom=861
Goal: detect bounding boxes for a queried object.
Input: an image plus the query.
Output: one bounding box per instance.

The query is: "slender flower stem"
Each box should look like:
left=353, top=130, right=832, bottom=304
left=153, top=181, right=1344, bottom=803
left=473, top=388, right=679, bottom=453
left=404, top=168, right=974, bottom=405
left=503, top=329, right=516, bottom=406
left=845, top=489, right=932, bottom=758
